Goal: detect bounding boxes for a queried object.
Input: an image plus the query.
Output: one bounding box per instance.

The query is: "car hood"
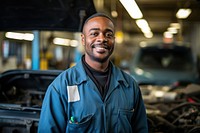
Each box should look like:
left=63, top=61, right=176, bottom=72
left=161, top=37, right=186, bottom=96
left=0, top=69, right=62, bottom=90
left=131, top=68, right=198, bottom=85
left=0, top=69, right=62, bottom=107
left=0, top=0, right=96, bottom=31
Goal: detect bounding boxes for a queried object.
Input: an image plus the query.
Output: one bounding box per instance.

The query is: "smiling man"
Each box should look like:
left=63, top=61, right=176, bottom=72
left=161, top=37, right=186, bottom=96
left=81, top=14, right=115, bottom=66
left=38, top=13, right=148, bottom=133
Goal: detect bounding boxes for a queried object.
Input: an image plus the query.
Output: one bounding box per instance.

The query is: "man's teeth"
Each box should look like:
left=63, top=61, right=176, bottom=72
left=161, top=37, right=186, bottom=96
left=96, top=47, right=105, bottom=50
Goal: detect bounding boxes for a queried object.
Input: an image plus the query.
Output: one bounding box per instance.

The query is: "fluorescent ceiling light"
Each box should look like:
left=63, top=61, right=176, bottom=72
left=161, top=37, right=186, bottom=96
left=139, top=41, right=147, bottom=47
left=5, top=32, right=34, bottom=41
left=164, top=32, right=173, bottom=38
left=136, top=19, right=149, bottom=29
left=170, top=23, right=181, bottom=29
left=176, top=8, right=192, bottom=19
left=119, top=0, right=143, bottom=19
left=144, top=32, right=153, bottom=38
left=53, top=38, right=79, bottom=47
left=111, top=11, right=118, bottom=18
left=53, top=38, right=70, bottom=46
left=167, top=27, right=178, bottom=34
left=136, top=19, right=153, bottom=38
left=144, top=33, right=153, bottom=39
left=70, top=40, right=79, bottom=47
left=141, top=27, right=151, bottom=33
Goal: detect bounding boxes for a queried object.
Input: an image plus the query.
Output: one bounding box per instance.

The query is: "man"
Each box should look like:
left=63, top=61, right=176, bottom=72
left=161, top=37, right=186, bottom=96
left=38, top=13, right=148, bottom=133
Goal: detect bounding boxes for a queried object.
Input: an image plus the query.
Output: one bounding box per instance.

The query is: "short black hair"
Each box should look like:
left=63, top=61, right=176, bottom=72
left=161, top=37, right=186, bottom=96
left=82, top=13, right=114, bottom=32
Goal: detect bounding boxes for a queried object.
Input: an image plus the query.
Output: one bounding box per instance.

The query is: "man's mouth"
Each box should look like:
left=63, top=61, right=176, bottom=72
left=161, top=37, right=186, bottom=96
left=92, top=44, right=110, bottom=50
left=91, top=44, right=111, bottom=53
left=94, top=46, right=107, bottom=53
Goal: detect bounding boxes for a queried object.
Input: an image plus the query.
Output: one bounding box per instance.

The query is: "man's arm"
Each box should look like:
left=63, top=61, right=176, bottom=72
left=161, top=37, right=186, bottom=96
left=132, top=87, right=148, bottom=133
left=38, top=85, right=67, bottom=133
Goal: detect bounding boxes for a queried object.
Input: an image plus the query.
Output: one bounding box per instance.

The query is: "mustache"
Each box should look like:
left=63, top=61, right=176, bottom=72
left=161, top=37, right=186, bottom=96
left=91, top=43, right=111, bottom=50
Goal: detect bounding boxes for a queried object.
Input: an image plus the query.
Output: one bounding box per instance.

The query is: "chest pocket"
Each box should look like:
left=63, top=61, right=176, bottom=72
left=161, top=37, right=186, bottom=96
left=117, top=109, right=134, bottom=133
left=66, top=114, right=93, bottom=133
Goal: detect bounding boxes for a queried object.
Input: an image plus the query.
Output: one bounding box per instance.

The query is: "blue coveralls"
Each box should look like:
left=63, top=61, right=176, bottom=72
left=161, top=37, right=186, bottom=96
left=38, top=60, right=148, bottom=133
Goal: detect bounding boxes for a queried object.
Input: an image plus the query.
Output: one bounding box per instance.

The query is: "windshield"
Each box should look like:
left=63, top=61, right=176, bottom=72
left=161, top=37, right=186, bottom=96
left=137, top=47, right=194, bottom=71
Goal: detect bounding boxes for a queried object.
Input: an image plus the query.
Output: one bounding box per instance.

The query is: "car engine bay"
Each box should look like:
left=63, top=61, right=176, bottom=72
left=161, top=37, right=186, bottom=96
left=142, top=83, right=200, bottom=133
left=0, top=70, right=200, bottom=133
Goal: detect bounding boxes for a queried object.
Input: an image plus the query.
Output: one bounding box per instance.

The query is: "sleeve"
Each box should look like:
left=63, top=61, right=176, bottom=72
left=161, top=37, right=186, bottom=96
left=38, top=84, right=67, bottom=133
left=132, top=85, right=148, bottom=133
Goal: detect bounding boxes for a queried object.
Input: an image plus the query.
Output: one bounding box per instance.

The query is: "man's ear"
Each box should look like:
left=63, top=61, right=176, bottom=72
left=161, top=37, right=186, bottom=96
left=81, top=34, right=85, bottom=45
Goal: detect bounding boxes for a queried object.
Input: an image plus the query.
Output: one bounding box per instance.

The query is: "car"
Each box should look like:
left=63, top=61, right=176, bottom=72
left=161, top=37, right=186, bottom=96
left=129, top=42, right=199, bottom=85
left=128, top=42, right=200, bottom=133
left=0, top=69, right=62, bottom=132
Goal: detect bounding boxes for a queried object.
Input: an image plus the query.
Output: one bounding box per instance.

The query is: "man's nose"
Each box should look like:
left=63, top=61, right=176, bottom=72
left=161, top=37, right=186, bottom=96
left=97, top=33, right=108, bottom=42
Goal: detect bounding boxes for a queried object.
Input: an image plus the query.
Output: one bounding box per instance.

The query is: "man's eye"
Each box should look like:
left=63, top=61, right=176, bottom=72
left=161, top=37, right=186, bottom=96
left=105, top=32, right=114, bottom=38
left=90, top=32, right=98, bottom=36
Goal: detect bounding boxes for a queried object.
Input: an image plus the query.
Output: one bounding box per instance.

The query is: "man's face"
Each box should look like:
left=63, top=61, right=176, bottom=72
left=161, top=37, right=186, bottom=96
left=81, top=17, right=115, bottom=63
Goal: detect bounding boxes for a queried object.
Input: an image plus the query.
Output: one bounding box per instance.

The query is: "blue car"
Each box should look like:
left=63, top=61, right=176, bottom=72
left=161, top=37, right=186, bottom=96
left=128, top=42, right=200, bottom=133
left=129, top=42, right=199, bottom=85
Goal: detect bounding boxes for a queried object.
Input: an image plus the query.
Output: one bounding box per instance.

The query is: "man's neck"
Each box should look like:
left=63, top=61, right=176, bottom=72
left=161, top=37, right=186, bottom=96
left=84, top=55, right=109, bottom=72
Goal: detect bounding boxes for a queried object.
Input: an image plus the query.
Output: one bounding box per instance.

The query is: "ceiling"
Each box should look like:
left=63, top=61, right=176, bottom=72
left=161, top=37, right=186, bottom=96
left=95, top=0, right=200, bottom=36
left=0, top=0, right=199, bottom=37
left=0, top=0, right=96, bottom=32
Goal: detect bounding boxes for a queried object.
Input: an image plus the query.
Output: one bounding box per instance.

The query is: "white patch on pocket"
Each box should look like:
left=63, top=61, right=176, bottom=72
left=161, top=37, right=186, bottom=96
left=67, top=85, right=80, bottom=102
